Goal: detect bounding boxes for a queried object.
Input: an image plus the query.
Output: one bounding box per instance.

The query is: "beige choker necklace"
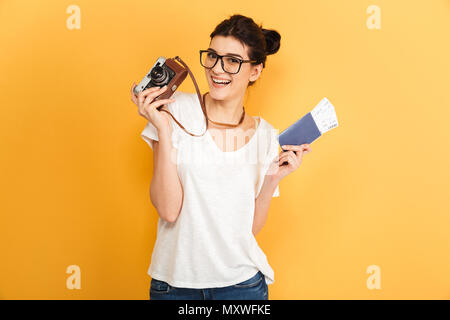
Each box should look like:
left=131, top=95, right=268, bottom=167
left=203, top=92, right=245, bottom=128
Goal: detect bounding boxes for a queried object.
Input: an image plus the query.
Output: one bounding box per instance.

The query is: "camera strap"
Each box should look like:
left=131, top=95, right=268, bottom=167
left=157, top=56, right=209, bottom=137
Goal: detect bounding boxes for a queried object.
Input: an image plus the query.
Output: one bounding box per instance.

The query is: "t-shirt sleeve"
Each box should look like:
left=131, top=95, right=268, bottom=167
left=255, top=122, right=280, bottom=198
left=140, top=91, right=184, bottom=150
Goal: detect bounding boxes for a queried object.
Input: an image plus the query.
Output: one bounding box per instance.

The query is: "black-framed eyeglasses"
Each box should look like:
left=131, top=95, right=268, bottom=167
left=199, top=50, right=258, bottom=74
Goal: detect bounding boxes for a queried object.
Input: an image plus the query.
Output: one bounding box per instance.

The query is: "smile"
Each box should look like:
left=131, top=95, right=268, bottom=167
left=211, top=76, right=231, bottom=86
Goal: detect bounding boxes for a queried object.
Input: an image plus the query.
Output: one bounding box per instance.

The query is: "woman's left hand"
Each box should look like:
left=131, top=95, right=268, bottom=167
left=267, top=144, right=312, bottom=182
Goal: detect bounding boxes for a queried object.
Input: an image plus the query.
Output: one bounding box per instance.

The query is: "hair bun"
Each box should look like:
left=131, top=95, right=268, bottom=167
left=261, top=28, right=281, bottom=55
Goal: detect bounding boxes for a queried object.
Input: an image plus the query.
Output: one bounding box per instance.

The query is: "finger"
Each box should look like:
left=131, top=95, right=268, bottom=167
left=279, top=152, right=294, bottom=166
left=144, top=94, right=175, bottom=112
left=280, top=149, right=299, bottom=161
left=278, top=151, right=294, bottom=162
left=280, top=150, right=298, bottom=158
left=140, top=86, right=167, bottom=104
left=142, top=86, right=169, bottom=107
left=138, top=85, right=167, bottom=102
left=289, top=151, right=300, bottom=165
left=300, top=145, right=312, bottom=155
left=282, top=152, right=298, bottom=167
left=281, top=145, right=302, bottom=153
left=281, top=144, right=309, bottom=151
left=131, top=83, right=138, bottom=101
left=138, top=85, right=164, bottom=97
left=145, top=98, right=176, bottom=113
left=278, top=153, right=288, bottom=161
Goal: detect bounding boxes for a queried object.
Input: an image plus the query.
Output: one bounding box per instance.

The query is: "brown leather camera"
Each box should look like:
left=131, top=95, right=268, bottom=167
left=134, top=56, right=208, bottom=137
left=152, top=58, right=188, bottom=102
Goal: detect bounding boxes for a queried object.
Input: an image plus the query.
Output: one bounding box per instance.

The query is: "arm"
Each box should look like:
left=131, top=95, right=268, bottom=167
left=252, top=143, right=313, bottom=235
left=131, top=83, right=183, bottom=223
left=252, top=174, right=280, bottom=236
left=150, top=126, right=184, bottom=223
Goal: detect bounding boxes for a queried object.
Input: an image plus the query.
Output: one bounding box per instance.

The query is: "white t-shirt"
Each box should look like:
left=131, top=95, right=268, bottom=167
left=141, top=90, right=280, bottom=289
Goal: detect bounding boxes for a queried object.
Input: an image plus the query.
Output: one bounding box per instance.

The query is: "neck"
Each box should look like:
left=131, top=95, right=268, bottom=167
left=205, top=92, right=245, bottom=123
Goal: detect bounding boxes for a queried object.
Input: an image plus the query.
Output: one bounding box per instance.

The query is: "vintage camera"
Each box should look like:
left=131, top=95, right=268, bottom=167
left=132, top=55, right=208, bottom=137
left=133, top=56, right=188, bottom=103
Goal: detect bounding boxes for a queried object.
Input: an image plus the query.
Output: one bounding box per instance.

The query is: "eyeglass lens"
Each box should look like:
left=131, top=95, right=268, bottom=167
left=201, top=51, right=241, bottom=74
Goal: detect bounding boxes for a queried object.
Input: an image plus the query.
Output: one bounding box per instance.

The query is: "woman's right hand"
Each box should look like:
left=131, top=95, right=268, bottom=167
left=131, top=83, right=176, bottom=132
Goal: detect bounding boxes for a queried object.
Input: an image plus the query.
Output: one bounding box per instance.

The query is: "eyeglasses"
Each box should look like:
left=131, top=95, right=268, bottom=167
left=199, top=50, right=257, bottom=74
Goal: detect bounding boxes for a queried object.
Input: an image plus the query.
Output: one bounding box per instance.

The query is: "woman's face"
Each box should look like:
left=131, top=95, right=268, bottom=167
left=204, top=35, right=262, bottom=101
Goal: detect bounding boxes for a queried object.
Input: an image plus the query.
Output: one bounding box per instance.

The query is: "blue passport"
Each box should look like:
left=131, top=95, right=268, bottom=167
left=278, top=97, right=338, bottom=153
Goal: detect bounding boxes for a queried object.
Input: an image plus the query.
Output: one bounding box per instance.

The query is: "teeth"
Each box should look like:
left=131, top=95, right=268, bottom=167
left=212, top=78, right=231, bottom=84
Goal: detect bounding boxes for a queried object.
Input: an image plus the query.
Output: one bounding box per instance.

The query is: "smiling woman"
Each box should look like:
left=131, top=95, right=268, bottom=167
left=136, top=14, right=287, bottom=301
left=202, top=16, right=280, bottom=108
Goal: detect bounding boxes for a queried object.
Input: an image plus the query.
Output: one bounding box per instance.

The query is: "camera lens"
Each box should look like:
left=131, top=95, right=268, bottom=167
left=150, top=66, right=169, bottom=87
left=150, top=66, right=164, bottom=79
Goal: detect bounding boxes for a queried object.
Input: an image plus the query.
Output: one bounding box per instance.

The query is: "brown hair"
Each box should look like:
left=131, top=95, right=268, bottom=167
left=210, top=14, right=281, bottom=86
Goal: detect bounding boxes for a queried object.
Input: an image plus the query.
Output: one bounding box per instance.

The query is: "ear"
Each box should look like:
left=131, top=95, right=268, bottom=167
left=249, top=63, right=263, bottom=82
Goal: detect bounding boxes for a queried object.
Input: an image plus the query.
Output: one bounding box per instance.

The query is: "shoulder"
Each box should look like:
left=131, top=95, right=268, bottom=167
left=258, top=117, right=275, bottom=131
left=258, top=117, right=279, bottom=141
left=257, top=117, right=280, bottom=155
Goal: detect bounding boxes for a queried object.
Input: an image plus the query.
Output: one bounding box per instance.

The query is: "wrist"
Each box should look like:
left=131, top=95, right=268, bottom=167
left=158, top=126, right=172, bottom=139
left=155, top=128, right=173, bottom=149
left=264, top=173, right=281, bottom=189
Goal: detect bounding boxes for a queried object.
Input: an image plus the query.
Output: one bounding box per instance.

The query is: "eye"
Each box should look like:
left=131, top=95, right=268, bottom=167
left=207, top=52, right=217, bottom=58
left=225, top=57, right=240, bottom=64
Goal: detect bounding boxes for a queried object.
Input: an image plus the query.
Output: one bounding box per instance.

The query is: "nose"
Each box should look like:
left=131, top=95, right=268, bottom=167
left=211, top=57, right=224, bottom=74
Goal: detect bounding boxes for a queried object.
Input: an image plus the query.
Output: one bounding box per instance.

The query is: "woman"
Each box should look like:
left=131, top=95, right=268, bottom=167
left=131, top=14, right=311, bottom=300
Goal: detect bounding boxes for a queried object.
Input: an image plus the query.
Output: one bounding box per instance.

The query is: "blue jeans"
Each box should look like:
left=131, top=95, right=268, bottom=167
left=149, top=271, right=268, bottom=300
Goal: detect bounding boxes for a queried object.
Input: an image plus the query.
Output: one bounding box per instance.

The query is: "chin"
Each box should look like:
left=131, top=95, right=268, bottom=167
left=209, top=83, right=240, bottom=99
left=207, top=87, right=229, bottom=100
left=208, top=89, right=226, bottom=100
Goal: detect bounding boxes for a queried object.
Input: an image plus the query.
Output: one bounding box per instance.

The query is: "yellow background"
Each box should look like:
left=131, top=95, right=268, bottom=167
left=1, top=0, right=449, bottom=299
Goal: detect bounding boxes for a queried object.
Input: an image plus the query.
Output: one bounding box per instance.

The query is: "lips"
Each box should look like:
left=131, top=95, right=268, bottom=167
left=211, top=76, right=231, bottom=87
